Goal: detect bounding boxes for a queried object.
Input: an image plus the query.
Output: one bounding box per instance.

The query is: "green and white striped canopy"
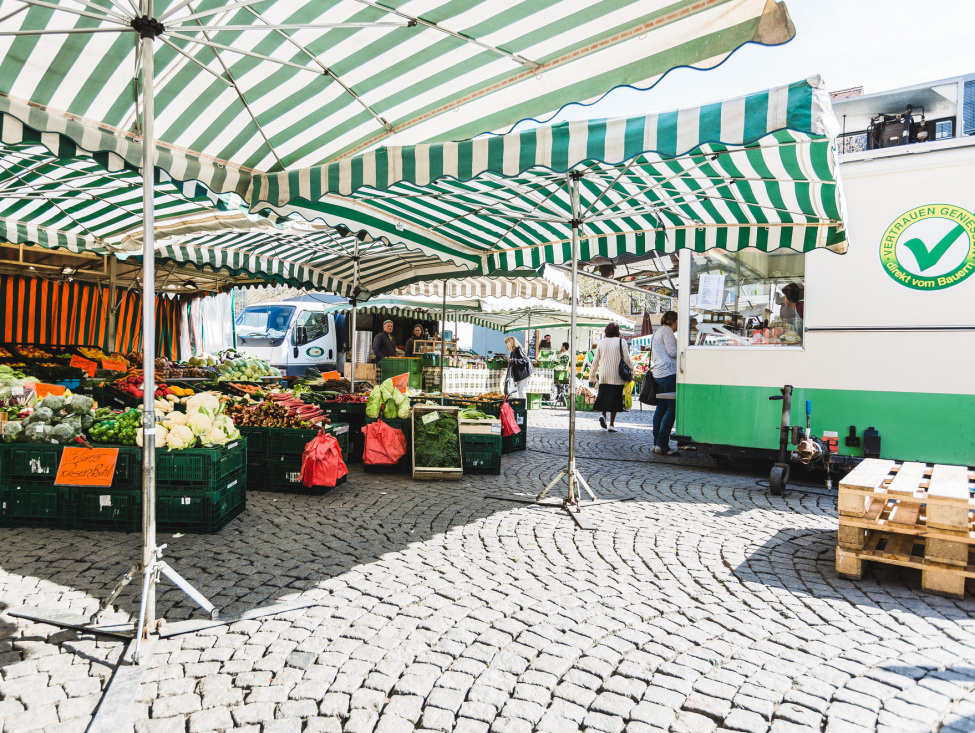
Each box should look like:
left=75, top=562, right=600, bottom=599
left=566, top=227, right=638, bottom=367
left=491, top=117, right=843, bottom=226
left=325, top=296, right=634, bottom=333
left=388, top=265, right=571, bottom=301
left=0, top=0, right=794, bottom=194
left=0, top=140, right=493, bottom=293
left=249, top=76, right=848, bottom=271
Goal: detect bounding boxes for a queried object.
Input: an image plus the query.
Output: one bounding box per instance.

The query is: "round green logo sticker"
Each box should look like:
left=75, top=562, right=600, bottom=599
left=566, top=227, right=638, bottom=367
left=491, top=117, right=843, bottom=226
left=306, top=346, right=324, bottom=357
left=880, top=204, right=975, bottom=290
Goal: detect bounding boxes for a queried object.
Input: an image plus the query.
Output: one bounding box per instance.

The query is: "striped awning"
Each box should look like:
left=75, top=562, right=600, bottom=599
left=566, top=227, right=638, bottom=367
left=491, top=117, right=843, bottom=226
left=476, top=298, right=635, bottom=333
left=325, top=296, right=633, bottom=333
left=0, top=141, right=491, bottom=294
left=249, top=77, right=848, bottom=270
left=0, top=0, right=795, bottom=196
left=389, top=266, right=571, bottom=300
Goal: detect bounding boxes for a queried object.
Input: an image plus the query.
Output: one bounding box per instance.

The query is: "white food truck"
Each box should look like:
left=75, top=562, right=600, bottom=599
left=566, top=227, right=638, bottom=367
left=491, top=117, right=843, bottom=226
left=672, top=74, right=975, bottom=491
left=235, top=298, right=344, bottom=377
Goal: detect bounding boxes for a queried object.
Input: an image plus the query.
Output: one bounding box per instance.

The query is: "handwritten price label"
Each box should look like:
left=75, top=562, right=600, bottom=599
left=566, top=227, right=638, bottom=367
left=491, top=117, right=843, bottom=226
left=101, top=357, right=127, bottom=372
left=69, top=355, right=97, bottom=377
left=55, top=447, right=119, bottom=487
left=34, top=383, right=66, bottom=398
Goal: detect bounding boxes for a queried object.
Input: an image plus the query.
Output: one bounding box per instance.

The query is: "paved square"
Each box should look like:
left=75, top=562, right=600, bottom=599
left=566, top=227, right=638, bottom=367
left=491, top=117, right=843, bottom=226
left=2, top=407, right=974, bottom=732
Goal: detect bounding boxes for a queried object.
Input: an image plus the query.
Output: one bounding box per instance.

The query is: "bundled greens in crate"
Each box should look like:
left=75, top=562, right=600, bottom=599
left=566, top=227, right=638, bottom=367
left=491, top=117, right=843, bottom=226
left=412, top=405, right=463, bottom=480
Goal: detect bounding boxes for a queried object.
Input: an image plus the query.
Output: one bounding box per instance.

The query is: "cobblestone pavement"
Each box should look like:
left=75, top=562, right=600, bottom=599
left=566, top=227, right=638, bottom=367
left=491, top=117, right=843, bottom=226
left=2, top=407, right=975, bottom=733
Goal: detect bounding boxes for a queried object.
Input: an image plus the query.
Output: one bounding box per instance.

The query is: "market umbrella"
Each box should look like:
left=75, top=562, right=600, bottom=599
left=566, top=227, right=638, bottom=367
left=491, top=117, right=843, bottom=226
left=243, top=76, right=849, bottom=528
left=0, top=0, right=800, bottom=676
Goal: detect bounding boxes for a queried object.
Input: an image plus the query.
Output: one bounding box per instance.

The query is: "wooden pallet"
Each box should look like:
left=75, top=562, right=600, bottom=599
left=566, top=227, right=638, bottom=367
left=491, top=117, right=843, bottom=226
left=836, top=459, right=975, bottom=598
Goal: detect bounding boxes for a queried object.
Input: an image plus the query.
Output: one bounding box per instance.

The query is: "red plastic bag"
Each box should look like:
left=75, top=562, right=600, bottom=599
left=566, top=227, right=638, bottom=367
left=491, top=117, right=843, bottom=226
left=500, top=401, right=521, bottom=437
left=362, top=418, right=408, bottom=465
left=299, top=430, right=348, bottom=488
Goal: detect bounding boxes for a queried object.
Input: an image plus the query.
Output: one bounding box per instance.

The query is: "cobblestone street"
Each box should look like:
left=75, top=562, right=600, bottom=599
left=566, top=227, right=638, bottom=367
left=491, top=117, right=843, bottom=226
left=2, top=407, right=974, bottom=733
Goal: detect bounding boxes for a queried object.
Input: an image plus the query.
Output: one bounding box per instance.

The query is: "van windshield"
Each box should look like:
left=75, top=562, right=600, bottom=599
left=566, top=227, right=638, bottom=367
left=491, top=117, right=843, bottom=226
left=236, top=305, right=295, bottom=339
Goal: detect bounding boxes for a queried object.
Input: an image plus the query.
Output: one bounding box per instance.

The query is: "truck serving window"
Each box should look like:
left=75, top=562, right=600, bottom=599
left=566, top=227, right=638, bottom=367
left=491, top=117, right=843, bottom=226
left=688, top=251, right=804, bottom=348
left=236, top=305, right=296, bottom=340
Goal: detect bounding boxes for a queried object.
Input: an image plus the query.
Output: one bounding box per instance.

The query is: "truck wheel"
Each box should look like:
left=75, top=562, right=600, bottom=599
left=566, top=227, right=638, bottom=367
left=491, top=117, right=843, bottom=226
left=769, top=465, right=788, bottom=496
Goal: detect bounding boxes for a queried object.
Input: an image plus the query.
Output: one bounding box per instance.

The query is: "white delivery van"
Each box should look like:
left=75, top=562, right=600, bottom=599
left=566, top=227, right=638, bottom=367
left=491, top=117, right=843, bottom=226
left=235, top=299, right=342, bottom=377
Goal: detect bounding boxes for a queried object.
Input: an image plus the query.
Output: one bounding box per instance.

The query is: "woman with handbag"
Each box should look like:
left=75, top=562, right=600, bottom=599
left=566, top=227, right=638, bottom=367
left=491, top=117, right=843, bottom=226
left=589, top=322, right=634, bottom=433
left=650, top=311, right=679, bottom=455
left=504, top=336, right=534, bottom=398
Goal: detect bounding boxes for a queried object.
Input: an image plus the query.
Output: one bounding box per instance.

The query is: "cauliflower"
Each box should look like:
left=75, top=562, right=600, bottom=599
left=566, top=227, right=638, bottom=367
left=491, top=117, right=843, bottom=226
left=212, top=414, right=240, bottom=439
left=185, top=392, right=221, bottom=416
left=200, top=427, right=229, bottom=447
left=165, top=424, right=196, bottom=450
left=162, top=411, right=188, bottom=427
left=186, top=412, right=214, bottom=436
left=136, top=424, right=168, bottom=449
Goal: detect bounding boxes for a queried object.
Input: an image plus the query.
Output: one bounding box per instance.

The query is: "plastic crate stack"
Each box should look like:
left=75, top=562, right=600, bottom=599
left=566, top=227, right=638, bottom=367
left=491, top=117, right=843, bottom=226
left=380, top=357, right=422, bottom=389
left=0, top=441, right=247, bottom=534
left=446, top=397, right=527, bottom=454
left=238, top=424, right=348, bottom=495
left=315, top=402, right=367, bottom=463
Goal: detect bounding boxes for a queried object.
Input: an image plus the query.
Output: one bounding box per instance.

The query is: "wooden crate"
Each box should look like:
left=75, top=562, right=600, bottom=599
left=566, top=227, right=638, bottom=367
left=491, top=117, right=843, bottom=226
left=412, top=405, right=463, bottom=481
left=836, top=459, right=975, bottom=598
left=458, top=417, right=502, bottom=436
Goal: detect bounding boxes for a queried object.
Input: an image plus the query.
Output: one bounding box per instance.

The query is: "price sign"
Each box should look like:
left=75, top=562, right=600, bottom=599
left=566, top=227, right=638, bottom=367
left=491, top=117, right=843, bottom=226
left=101, top=357, right=127, bottom=372
left=34, top=383, right=66, bottom=398
left=421, top=411, right=440, bottom=424
left=69, top=355, right=97, bottom=377
left=55, top=447, right=119, bottom=487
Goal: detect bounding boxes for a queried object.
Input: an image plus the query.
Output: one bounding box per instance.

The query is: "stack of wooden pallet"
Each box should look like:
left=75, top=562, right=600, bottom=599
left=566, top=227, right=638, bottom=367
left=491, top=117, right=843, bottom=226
left=836, top=458, right=975, bottom=598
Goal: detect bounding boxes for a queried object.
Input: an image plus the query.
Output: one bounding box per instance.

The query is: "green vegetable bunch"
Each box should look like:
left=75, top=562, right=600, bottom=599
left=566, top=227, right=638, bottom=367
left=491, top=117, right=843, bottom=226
left=413, top=412, right=461, bottom=469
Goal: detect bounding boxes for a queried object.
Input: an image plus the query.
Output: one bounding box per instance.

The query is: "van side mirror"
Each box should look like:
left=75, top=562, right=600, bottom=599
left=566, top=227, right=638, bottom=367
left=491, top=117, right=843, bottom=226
left=295, top=326, right=308, bottom=346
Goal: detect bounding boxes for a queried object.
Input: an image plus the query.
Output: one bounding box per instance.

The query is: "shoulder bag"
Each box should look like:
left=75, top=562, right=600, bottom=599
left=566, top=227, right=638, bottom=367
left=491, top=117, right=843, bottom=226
left=638, top=332, right=658, bottom=406
left=617, top=337, right=632, bottom=382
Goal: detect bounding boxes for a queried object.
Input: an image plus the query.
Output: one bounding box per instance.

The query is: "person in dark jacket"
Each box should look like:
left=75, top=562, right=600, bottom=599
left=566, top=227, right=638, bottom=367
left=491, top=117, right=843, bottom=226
left=404, top=323, right=425, bottom=358
left=504, top=336, right=533, bottom=398
left=372, top=319, right=397, bottom=364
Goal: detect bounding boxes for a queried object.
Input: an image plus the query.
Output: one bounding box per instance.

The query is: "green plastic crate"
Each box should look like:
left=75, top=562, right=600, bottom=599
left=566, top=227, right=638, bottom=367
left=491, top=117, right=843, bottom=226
left=0, top=485, right=70, bottom=528
left=526, top=394, right=543, bottom=410
left=270, top=424, right=349, bottom=459
left=260, top=454, right=347, bottom=495
left=574, top=395, right=595, bottom=412
left=502, top=429, right=527, bottom=454
left=0, top=443, right=141, bottom=487
left=154, top=439, right=247, bottom=491
left=157, top=474, right=246, bottom=534
left=381, top=357, right=422, bottom=375
left=69, top=486, right=141, bottom=532
left=461, top=434, right=502, bottom=475
left=238, top=426, right=272, bottom=458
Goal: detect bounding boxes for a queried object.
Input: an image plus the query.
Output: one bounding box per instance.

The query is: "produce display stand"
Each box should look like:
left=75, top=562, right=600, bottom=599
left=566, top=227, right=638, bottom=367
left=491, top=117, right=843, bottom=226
left=0, top=440, right=247, bottom=534
left=836, top=459, right=975, bottom=598
left=412, top=404, right=463, bottom=481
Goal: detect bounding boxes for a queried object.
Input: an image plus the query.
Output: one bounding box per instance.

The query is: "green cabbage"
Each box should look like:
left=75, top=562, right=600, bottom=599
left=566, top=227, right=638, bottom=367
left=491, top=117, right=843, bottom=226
left=26, top=407, right=53, bottom=425
left=51, top=423, right=78, bottom=444
left=40, top=395, right=66, bottom=411
left=365, top=386, right=382, bottom=418
left=25, top=423, right=53, bottom=443
left=66, top=395, right=94, bottom=415
left=3, top=421, right=23, bottom=442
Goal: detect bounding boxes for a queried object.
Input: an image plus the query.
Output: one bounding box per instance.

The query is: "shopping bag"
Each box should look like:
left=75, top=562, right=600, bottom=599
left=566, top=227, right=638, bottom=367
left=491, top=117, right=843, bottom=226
left=500, top=400, right=521, bottom=437
left=639, top=374, right=658, bottom=406
left=299, top=430, right=349, bottom=488
left=390, top=373, right=410, bottom=392
left=623, top=381, right=634, bottom=410
left=362, top=418, right=408, bottom=465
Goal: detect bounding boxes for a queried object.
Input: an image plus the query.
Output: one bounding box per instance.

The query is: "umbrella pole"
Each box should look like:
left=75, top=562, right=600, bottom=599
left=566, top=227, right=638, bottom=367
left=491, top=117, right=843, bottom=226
left=350, top=240, right=359, bottom=393
left=439, top=282, right=447, bottom=392
left=487, top=171, right=634, bottom=529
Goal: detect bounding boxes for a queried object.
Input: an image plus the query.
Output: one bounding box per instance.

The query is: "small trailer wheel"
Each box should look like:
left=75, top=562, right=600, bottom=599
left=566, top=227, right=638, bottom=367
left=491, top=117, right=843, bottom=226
left=769, top=465, right=788, bottom=495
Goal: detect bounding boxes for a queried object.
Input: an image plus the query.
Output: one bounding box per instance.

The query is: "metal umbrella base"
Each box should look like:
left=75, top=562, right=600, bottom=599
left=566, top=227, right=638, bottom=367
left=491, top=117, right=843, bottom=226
left=488, top=464, right=636, bottom=531
left=8, top=543, right=314, bottom=733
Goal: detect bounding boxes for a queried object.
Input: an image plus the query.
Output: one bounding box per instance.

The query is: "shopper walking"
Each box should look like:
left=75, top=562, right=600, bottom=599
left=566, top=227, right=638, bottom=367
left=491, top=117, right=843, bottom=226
left=650, top=311, right=678, bottom=455
left=589, top=323, right=634, bottom=433
left=504, top=336, right=534, bottom=399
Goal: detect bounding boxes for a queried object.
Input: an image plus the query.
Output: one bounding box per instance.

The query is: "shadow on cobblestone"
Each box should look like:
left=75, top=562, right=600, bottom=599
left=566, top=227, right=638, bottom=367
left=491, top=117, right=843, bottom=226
left=2, top=407, right=975, bottom=732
